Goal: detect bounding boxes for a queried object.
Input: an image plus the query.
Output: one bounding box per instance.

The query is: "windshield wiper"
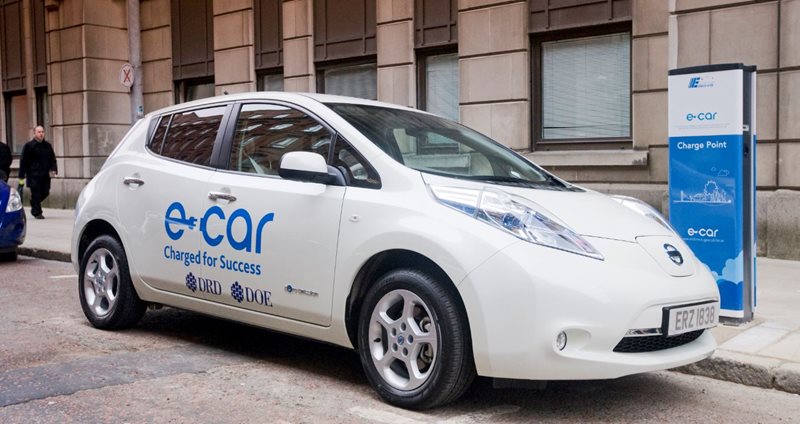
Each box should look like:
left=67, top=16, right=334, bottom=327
left=419, top=170, right=573, bottom=190
left=476, top=175, right=576, bottom=191
left=462, top=175, right=548, bottom=188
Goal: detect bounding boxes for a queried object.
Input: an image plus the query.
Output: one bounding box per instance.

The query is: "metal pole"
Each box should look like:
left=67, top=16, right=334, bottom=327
left=22, top=0, right=37, bottom=131
left=127, top=0, right=143, bottom=123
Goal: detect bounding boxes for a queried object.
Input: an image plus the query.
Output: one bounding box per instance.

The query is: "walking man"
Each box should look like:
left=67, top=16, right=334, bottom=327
left=19, top=126, right=57, bottom=219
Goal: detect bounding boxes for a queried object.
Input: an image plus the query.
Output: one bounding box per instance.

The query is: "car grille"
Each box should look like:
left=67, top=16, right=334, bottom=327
left=613, top=329, right=704, bottom=353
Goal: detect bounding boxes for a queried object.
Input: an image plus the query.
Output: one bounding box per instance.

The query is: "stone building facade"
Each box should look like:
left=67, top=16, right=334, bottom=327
left=0, top=0, right=798, bottom=258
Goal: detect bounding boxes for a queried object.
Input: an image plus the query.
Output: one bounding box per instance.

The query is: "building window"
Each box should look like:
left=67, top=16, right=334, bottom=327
left=175, top=79, right=215, bottom=103
left=536, top=30, right=630, bottom=145
left=257, top=73, right=284, bottom=91
left=313, top=0, right=376, bottom=62
left=318, top=63, right=377, bottom=100
left=35, top=88, right=48, bottom=132
left=4, top=93, right=29, bottom=154
left=254, top=0, right=283, bottom=73
left=172, top=0, right=215, bottom=104
left=419, top=52, right=459, bottom=122
left=414, top=0, right=458, bottom=124
left=414, top=0, right=458, bottom=48
left=254, top=0, right=282, bottom=91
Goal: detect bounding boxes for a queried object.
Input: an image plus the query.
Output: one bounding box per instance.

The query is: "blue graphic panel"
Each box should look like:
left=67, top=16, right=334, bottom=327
left=669, top=134, right=744, bottom=312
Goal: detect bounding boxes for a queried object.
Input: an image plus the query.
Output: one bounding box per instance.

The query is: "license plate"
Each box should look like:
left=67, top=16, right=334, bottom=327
left=662, top=301, right=718, bottom=337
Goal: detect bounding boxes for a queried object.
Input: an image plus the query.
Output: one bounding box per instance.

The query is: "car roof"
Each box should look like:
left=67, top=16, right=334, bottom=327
left=144, top=91, right=420, bottom=119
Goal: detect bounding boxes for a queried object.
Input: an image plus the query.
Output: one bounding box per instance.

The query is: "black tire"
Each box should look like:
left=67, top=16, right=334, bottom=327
left=78, top=235, right=145, bottom=329
left=0, top=250, right=17, bottom=262
left=357, top=269, right=475, bottom=409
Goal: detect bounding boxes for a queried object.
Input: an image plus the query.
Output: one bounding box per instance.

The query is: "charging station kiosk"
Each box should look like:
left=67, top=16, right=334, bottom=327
left=668, top=63, right=756, bottom=323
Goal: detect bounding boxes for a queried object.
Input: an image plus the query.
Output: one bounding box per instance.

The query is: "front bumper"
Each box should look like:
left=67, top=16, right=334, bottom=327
left=0, top=209, right=26, bottom=252
left=458, top=236, right=719, bottom=380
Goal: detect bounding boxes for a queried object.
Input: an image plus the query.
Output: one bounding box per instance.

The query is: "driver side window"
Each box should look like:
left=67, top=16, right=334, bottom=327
left=228, top=104, right=332, bottom=176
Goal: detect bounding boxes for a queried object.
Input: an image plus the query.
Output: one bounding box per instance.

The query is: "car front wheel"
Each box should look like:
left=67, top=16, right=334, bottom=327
left=79, top=235, right=145, bottom=329
left=358, top=269, right=474, bottom=409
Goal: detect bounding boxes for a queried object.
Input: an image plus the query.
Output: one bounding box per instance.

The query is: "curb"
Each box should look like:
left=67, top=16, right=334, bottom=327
left=18, top=246, right=71, bottom=263
left=675, top=350, right=800, bottom=395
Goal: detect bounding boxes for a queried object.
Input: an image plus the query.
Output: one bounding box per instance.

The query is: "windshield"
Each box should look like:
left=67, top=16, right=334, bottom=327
left=328, top=103, right=567, bottom=189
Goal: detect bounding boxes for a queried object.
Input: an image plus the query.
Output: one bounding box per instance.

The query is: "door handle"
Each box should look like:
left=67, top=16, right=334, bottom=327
left=208, top=191, right=237, bottom=202
left=123, top=177, right=145, bottom=186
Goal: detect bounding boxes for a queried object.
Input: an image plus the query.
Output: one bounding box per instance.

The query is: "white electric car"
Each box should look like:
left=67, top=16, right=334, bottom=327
left=72, top=92, right=719, bottom=409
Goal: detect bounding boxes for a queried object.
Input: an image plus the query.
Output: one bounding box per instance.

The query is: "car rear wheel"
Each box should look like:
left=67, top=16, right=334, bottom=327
left=358, top=269, right=474, bottom=409
left=79, top=235, right=145, bottom=329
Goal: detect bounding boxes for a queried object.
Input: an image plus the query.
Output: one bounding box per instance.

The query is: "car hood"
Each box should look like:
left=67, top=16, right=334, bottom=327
left=421, top=174, right=673, bottom=243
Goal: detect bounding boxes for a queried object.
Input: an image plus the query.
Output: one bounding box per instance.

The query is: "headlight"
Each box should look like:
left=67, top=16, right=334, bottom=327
left=6, top=188, right=22, bottom=212
left=429, top=185, right=603, bottom=260
left=611, top=195, right=675, bottom=234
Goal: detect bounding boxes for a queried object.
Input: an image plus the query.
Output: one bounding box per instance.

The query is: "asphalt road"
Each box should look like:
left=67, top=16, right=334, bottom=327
left=1, top=256, right=799, bottom=423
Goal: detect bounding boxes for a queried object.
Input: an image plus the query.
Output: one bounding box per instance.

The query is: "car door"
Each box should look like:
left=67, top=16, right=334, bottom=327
left=200, top=103, right=345, bottom=326
left=116, top=105, right=229, bottom=299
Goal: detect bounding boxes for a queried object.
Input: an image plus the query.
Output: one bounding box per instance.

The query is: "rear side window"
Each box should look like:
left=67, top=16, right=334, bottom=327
left=228, top=104, right=333, bottom=176
left=159, top=106, right=226, bottom=166
left=147, top=115, right=170, bottom=153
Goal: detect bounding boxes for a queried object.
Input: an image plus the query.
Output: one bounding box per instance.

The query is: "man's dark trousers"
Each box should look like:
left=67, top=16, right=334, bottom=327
left=28, top=176, right=51, bottom=218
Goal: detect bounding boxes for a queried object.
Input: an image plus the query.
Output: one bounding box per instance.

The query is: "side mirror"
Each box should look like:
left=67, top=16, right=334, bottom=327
left=278, top=151, right=345, bottom=186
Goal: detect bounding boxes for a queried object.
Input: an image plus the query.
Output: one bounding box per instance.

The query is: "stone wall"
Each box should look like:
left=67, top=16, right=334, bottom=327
left=141, top=0, right=173, bottom=113
left=45, top=0, right=132, bottom=208
left=213, top=0, right=255, bottom=95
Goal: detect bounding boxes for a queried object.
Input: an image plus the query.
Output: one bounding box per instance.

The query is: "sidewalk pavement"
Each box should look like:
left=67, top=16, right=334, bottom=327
left=14, top=207, right=800, bottom=395
left=17, top=207, right=73, bottom=263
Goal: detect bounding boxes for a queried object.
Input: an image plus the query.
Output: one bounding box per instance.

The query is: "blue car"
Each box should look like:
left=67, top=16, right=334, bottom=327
left=0, top=179, right=25, bottom=261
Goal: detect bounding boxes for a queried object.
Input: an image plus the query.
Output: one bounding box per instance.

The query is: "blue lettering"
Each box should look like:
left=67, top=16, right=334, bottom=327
left=165, top=203, right=274, bottom=253
left=165, top=202, right=188, bottom=240
left=227, top=209, right=253, bottom=252
left=217, top=254, right=262, bottom=276
left=201, top=206, right=225, bottom=247
left=686, top=112, right=717, bottom=122
left=255, top=213, right=275, bottom=254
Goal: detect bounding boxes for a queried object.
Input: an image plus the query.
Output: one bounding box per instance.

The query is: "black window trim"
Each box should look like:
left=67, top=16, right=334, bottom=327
left=531, top=21, right=632, bottom=152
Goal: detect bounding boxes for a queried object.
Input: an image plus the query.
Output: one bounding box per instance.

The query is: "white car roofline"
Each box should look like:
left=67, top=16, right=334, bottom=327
left=142, top=91, right=431, bottom=120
